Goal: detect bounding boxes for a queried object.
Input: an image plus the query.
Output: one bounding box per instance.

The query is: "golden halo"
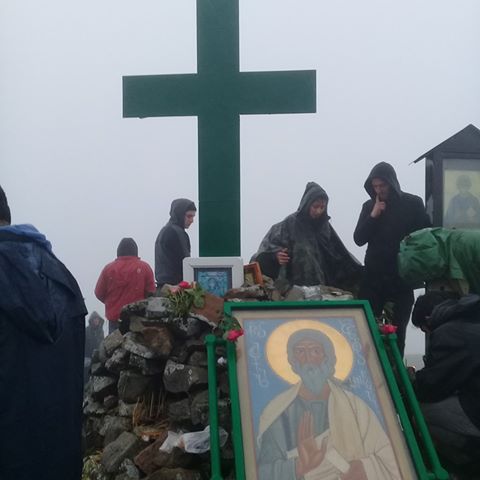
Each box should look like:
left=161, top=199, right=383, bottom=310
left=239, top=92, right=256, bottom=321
left=265, top=320, right=353, bottom=383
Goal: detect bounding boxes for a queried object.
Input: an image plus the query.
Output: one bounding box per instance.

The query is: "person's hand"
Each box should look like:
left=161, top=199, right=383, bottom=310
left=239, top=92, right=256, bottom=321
left=276, top=248, right=290, bottom=265
left=340, top=459, right=368, bottom=480
left=295, top=412, right=327, bottom=478
left=370, top=195, right=386, bottom=218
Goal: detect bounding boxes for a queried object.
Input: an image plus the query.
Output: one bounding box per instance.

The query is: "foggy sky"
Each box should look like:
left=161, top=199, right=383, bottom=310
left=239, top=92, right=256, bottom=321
left=1, top=0, right=480, bottom=354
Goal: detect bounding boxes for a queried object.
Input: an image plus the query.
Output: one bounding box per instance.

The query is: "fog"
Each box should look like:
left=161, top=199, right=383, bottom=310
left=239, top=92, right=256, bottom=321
left=1, top=0, right=480, bottom=355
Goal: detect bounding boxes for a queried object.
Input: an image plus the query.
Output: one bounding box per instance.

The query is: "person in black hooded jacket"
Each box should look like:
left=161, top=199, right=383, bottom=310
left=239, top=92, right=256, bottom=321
left=0, top=185, right=87, bottom=480
left=155, top=198, right=196, bottom=287
left=411, top=292, right=480, bottom=471
left=252, top=182, right=362, bottom=291
left=354, top=162, right=430, bottom=355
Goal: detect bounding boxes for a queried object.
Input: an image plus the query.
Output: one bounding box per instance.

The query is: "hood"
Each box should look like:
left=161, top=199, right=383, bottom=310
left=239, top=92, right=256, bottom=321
left=430, top=294, right=480, bottom=330
left=88, top=311, right=105, bottom=328
left=297, top=182, right=329, bottom=216
left=169, top=198, right=196, bottom=227
left=0, top=223, right=52, bottom=252
left=364, top=162, right=402, bottom=199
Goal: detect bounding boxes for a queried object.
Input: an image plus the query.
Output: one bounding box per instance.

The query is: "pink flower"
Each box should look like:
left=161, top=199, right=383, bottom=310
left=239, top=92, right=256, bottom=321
left=380, top=324, right=398, bottom=335
left=226, top=329, right=244, bottom=342
left=178, top=281, right=191, bottom=289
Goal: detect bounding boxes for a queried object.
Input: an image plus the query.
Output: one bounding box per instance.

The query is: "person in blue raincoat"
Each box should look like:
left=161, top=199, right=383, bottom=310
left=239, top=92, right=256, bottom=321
left=0, top=185, right=87, bottom=480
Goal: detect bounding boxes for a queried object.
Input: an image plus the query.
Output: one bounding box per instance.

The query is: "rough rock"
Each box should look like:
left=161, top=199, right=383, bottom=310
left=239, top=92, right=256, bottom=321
left=129, top=354, right=165, bottom=376
left=163, top=360, right=208, bottom=394
left=187, top=350, right=208, bottom=367
left=133, top=435, right=168, bottom=475
left=117, top=370, right=156, bottom=403
left=100, top=415, right=133, bottom=446
left=101, top=431, right=144, bottom=473
left=145, top=296, right=170, bottom=319
left=104, top=329, right=124, bottom=356
left=118, top=400, right=137, bottom=417
left=123, top=330, right=172, bottom=360
left=168, top=398, right=191, bottom=424
left=91, top=376, right=117, bottom=401
left=106, top=348, right=130, bottom=374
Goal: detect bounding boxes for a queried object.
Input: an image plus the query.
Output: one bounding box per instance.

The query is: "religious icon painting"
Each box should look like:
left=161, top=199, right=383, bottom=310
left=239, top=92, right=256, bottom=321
left=443, top=160, right=480, bottom=229
left=228, top=301, right=420, bottom=480
left=182, top=257, right=244, bottom=296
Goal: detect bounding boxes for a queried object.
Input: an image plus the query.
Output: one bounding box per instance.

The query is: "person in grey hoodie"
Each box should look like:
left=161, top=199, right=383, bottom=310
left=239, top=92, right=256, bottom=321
left=155, top=198, right=196, bottom=287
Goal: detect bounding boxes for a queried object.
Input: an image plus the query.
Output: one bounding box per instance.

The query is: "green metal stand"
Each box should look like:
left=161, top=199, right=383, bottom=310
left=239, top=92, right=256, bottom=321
left=206, top=301, right=450, bottom=480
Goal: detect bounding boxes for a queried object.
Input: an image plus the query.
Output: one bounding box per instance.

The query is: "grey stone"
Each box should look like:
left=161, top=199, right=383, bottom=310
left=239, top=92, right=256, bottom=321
left=83, top=395, right=108, bottom=416
left=117, top=370, right=155, bottom=403
left=163, top=360, right=208, bottom=394
left=117, top=458, right=141, bottom=480
left=123, top=330, right=172, bottom=360
left=191, top=390, right=230, bottom=427
left=120, top=299, right=148, bottom=322
left=187, top=350, right=208, bottom=367
left=92, top=376, right=117, bottom=401
left=98, top=341, right=108, bottom=363
left=133, top=435, right=168, bottom=475
left=168, top=317, right=203, bottom=339
left=118, top=400, right=137, bottom=417
left=104, top=395, right=119, bottom=409
left=129, top=354, right=164, bottom=375
left=168, top=397, right=191, bottom=423
left=106, top=348, right=130, bottom=374
left=100, top=415, right=133, bottom=446
left=101, top=431, right=144, bottom=474
left=91, top=361, right=109, bottom=376
left=104, top=329, right=124, bottom=356
left=145, top=296, right=170, bottom=319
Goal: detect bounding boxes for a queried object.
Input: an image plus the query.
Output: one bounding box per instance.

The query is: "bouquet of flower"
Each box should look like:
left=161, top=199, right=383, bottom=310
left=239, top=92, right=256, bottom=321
left=167, top=281, right=205, bottom=318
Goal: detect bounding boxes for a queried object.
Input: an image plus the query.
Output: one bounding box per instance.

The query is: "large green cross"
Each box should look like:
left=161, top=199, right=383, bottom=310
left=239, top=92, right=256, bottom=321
left=123, top=0, right=316, bottom=256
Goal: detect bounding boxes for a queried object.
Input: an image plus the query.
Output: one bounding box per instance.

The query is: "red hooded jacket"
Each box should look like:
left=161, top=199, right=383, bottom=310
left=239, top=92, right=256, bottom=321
left=95, top=256, right=155, bottom=321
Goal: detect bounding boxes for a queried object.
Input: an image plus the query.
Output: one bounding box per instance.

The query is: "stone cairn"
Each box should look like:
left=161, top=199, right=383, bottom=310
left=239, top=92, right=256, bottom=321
left=82, top=282, right=352, bottom=480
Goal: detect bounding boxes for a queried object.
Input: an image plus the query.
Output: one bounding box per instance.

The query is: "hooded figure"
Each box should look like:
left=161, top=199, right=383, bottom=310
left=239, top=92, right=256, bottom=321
left=354, top=162, right=430, bottom=355
left=84, top=311, right=105, bottom=384
left=0, top=185, right=87, bottom=480
left=252, top=182, right=361, bottom=290
left=155, top=198, right=197, bottom=286
left=95, top=237, right=155, bottom=333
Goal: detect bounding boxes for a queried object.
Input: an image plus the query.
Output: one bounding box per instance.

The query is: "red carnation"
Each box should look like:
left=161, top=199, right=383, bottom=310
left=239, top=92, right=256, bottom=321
left=178, top=281, right=191, bottom=289
left=226, top=329, right=244, bottom=342
left=380, top=324, right=398, bottom=334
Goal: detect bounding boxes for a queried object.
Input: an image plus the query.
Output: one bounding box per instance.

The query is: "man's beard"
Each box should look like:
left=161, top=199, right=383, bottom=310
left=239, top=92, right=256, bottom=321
left=295, top=362, right=332, bottom=395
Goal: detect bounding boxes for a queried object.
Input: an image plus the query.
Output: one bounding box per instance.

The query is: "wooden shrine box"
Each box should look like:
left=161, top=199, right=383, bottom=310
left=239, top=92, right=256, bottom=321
left=414, top=124, right=480, bottom=228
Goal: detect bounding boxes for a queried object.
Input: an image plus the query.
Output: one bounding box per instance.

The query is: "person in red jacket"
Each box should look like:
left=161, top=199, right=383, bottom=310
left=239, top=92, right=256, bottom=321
left=95, top=237, right=155, bottom=333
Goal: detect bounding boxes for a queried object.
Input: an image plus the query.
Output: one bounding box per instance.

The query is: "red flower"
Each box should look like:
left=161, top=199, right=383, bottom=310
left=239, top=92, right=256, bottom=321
left=178, top=281, right=191, bottom=289
left=380, top=324, right=398, bottom=334
left=226, top=329, right=244, bottom=342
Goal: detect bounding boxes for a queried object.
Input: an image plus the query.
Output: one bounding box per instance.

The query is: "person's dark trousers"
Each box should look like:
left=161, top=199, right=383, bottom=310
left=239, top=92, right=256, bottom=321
left=359, top=282, right=414, bottom=357
left=108, top=320, right=119, bottom=335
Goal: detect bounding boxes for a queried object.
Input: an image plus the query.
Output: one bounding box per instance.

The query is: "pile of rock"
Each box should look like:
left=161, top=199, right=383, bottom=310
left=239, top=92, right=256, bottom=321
left=83, top=281, right=353, bottom=479
left=83, top=293, right=231, bottom=480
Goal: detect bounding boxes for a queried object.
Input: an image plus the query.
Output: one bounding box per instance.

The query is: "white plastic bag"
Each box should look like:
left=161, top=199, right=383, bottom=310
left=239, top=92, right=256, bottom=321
left=159, top=426, right=228, bottom=454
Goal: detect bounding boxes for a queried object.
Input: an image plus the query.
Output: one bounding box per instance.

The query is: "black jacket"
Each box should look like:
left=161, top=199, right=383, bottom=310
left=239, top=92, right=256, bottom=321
left=252, top=182, right=362, bottom=289
left=354, top=162, right=430, bottom=288
left=155, top=198, right=195, bottom=286
left=415, top=294, right=480, bottom=430
left=0, top=226, right=87, bottom=480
